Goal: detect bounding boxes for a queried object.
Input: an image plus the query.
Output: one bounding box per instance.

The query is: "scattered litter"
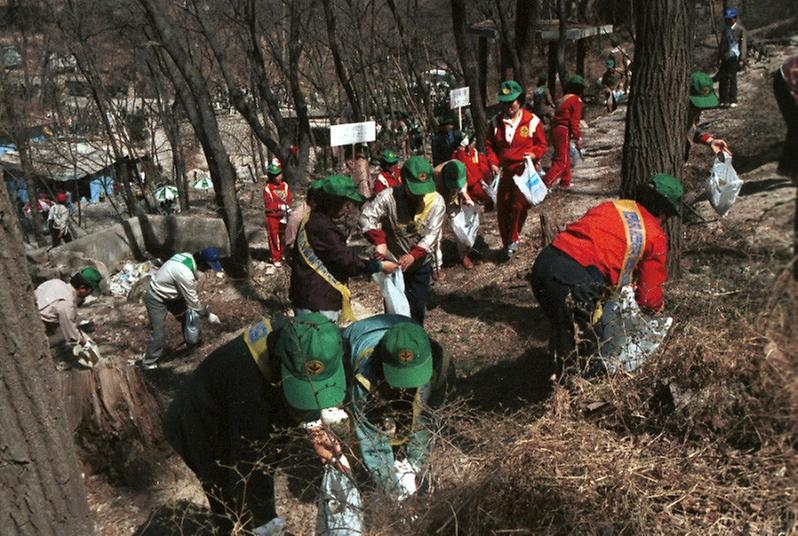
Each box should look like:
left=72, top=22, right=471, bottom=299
left=315, top=459, right=363, bottom=536
left=109, top=261, right=156, bottom=297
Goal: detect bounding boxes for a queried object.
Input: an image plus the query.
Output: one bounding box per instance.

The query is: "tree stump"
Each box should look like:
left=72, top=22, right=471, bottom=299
left=58, top=364, right=164, bottom=487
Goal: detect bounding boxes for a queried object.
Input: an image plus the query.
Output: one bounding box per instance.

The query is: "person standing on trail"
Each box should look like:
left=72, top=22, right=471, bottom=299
left=263, top=162, right=293, bottom=267
left=165, top=313, right=348, bottom=536
left=453, top=133, right=493, bottom=209
left=431, top=116, right=461, bottom=166
left=341, top=315, right=451, bottom=500
left=373, top=150, right=402, bottom=196
left=717, top=7, right=747, bottom=108
left=686, top=72, right=733, bottom=161
left=48, top=192, right=72, bottom=247
left=545, top=75, right=586, bottom=190
left=531, top=74, right=555, bottom=123
left=773, top=57, right=798, bottom=181
left=528, top=174, right=683, bottom=370
left=290, top=175, right=399, bottom=324
left=486, top=80, right=548, bottom=260
left=36, top=268, right=103, bottom=366
left=433, top=159, right=477, bottom=270
left=141, top=248, right=222, bottom=369
left=359, top=156, right=445, bottom=324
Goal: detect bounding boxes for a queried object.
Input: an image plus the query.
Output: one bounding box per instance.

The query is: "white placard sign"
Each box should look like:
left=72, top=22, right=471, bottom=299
left=449, top=86, right=470, bottom=109
left=329, top=121, right=376, bottom=147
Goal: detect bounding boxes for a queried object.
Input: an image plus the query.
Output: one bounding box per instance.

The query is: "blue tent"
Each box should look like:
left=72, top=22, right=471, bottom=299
left=89, top=175, right=114, bottom=203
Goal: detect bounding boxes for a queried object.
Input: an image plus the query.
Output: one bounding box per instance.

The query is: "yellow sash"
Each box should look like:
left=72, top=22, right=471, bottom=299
left=296, top=213, right=356, bottom=323
left=243, top=318, right=274, bottom=379
left=413, top=192, right=439, bottom=227
left=612, top=200, right=647, bottom=289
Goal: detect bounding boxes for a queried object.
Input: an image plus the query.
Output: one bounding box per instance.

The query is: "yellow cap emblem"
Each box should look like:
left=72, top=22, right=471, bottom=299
left=305, top=360, right=325, bottom=376
left=397, top=350, right=414, bottom=364
left=701, top=86, right=711, bottom=96
left=501, top=86, right=511, bottom=95
left=417, top=172, right=428, bottom=181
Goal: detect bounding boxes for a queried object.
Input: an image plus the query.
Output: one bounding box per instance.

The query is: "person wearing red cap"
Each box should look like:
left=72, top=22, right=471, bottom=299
left=48, top=192, right=72, bottom=247
left=545, top=75, right=586, bottom=190
left=486, top=80, right=548, bottom=259
left=263, top=162, right=293, bottom=267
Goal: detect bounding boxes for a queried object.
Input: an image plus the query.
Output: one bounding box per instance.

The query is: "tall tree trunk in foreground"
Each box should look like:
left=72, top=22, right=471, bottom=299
left=620, top=0, right=695, bottom=277
left=0, top=179, right=94, bottom=536
left=322, top=0, right=363, bottom=122
left=515, top=0, right=539, bottom=89
left=451, top=0, right=490, bottom=151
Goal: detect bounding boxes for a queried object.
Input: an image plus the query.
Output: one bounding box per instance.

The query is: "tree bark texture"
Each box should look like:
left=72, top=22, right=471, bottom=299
left=451, top=0, right=490, bottom=152
left=514, top=0, right=539, bottom=89
left=620, top=0, right=696, bottom=277
left=322, top=0, right=363, bottom=122
left=0, top=178, right=94, bottom=535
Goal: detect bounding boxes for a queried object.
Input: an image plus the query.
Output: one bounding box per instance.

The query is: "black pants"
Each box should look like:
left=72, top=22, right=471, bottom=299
left=528, top=245, right=607, bottom=368
left=718, top=58, right=739, bottom=104
left=773, top=70, right=798, bottom=179
left=164, top=336, right=280, bottom=533
left=405, top=263, right=433, bottom=325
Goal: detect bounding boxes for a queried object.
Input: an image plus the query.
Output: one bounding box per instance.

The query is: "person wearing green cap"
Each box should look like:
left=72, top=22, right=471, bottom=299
left=35, top=267, right=103, bottom=366
left=263, top=160, right=293, bottom=267
left=164, top=313, right=348, bottom=535
left=359, top=156, right=446, bottom=324
left=374, top=150, right=402, bottom=195
left=341, top=314, right=450, bottom=498
left=290, top=175, right=399, bottom=324
left=545, top=75, right=586, bottom=190
left=486, top=80, right=548, bottom=259
left=433, top=159, right=478, bottom=270
left=528, top=174, right=683, bottom=370
left=686, top=72, right=732, bottom=160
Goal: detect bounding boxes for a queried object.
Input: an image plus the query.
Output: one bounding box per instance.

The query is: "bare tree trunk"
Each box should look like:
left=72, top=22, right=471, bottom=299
left=322, top=0, right=363, bottom=122
left=620, top=0, right=696, bottom=277
left=557, top=0, right=568, bottom=84
left=452, top=0, right=490, bottom=151
left=515, top=0, right=539, bottom=89
left=0, top=178, right=94, bottom=536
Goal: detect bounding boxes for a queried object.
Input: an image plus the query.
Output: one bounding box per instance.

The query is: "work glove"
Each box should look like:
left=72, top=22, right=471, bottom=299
left=207, top=312, right=221, bottom=324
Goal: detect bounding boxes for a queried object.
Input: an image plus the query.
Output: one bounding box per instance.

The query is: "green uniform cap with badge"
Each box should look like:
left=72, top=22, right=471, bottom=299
left=648, top=173, right=684, bottom=215
left=442, top=160, right=467, bottom=191
left=380, top=150, right=399, bottom=165
left=275, top=313, right=346, bottom=411
left=689, top=72, right=719, bottom=109
left=568, top=75, right=586, bottom=87
left=378, top=322, right=433, bottom=389
left=267, top=163, right=283, bottom=176
left=79, top=267, right=103, bottom=295
left=401, top=156, right=436, bottom=196
left=318, top=174, right=366, bottom=203
left=497, top=80, right=524, bottom=103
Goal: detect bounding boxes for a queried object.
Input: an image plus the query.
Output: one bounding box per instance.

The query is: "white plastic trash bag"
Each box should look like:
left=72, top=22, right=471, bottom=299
left=372, top=271, right=411, bottom=317
left=599, top=286, right=673, bottom=373
left=706, top=154, right=743, bottom=217
left=512, top=156, right=548, bottom=206
left=183, top=309, right=203, bottom=346
left=480, top=173, right=500, bottom=205
left=569, top=141, right=583, bottom=168
left=450, top=204, right=480, bottom=253
left=315, top=464, right=363, bottom=536
left=394, top=458, right=419, bottom=501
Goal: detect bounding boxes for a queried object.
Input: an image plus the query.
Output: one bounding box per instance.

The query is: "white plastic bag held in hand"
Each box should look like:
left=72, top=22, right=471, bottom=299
left=183, top=309, right=202, bottom=346
left=450, top=204, right=480, bottom=253
left=372, top=271, right=411, bottom=317
left=315, top=463, right=364, bottom=536
left=480, top=173, right=500, bottom=205
left=513, top=156, right=548, bottom=205
left=706, top=154, right=742, bottom=217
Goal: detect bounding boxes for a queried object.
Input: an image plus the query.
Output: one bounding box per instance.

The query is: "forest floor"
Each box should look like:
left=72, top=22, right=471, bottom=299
left=70, top=31, right=798, bottom=536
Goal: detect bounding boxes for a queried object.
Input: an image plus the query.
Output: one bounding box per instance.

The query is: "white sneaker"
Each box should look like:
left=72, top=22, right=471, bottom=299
left=140, top=355, right=159, bottom=370
left=729, top=102, right=738, bottom=108
left=273, top=261, right=282, bottom=268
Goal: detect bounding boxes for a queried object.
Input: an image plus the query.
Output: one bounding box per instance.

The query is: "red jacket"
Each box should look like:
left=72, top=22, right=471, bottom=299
left=552, top=201, right=668, bottom=311
left=373, top=169, right=401, bottom=195
left=486, top=109, right=547, bottom=174
left=552, top=94, right=583, bottom=139
left=263, top=182, right=292, bottom=216
left=453, top=146, right=491, bottom=187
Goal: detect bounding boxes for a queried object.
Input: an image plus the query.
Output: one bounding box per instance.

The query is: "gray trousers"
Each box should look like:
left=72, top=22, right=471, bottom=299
left=144, top=289, right=188, bottom=361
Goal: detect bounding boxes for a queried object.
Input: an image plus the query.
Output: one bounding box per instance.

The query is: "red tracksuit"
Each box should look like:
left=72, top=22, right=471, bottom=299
left=373, top=168, right=401, bottom=195
left=552, top=201, right=668, bottom=311
left=546, top=94, right=583, bottom=188
left=486, top=109, right=548, bottom=247
left=453, top=146, right=493, bottom=206
left=263, top=182, right=292, bottom=263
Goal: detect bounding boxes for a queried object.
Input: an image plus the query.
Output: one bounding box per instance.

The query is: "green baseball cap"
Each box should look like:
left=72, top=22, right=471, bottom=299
left=381, top=150, right=399, bottom=165
left=648, top=173, right=684, bottom=215
left=689, top=72, right=719, bottom=109
left=379, top=322, right=433, bottom=389
left=267, top=163, right=283, bottom=176
left=401, top=156, right=436, bottom=196
left=79, top=267, right=103, bottom=295
left=497, top=80, right=523, bottom=102
left=442, top=160, right=467, bottom=190
left=319, top=174, right=366, bottom=203
left=276, top=313, right=346, bottom=411
left=568, top=75, right=586, bottom=87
